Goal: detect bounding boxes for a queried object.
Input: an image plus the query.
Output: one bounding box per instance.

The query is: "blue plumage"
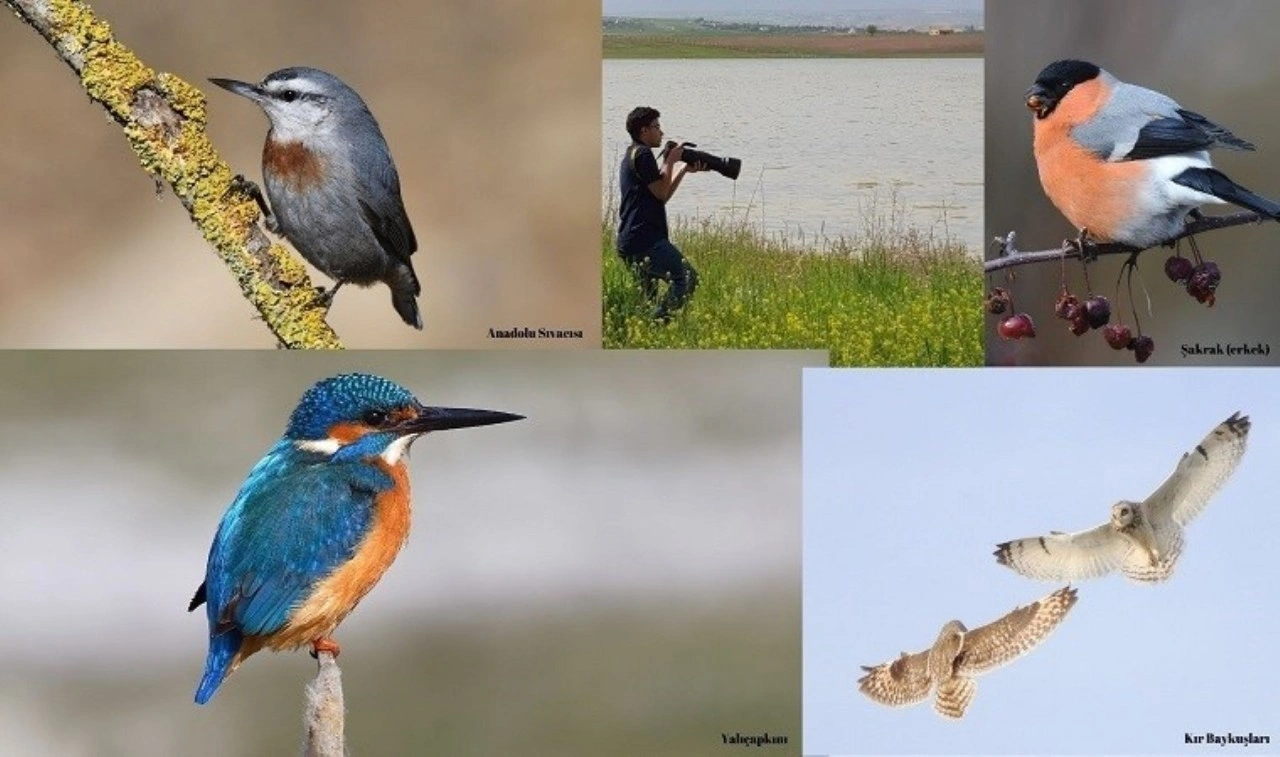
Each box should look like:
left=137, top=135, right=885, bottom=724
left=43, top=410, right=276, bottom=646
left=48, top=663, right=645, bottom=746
left=194, top=440, right=394, bottom=702
left=190, top=373, right=523, bottom=704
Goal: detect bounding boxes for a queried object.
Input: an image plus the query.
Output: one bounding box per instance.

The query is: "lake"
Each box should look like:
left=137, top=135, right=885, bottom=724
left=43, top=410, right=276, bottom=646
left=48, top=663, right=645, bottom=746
left=603, top=57, right=983, bottom=253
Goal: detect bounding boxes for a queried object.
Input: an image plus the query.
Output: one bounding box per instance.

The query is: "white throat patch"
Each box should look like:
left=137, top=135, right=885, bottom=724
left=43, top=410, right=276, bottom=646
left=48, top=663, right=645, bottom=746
left=381, top=433, right=421, bottom=465
left=295, top=437, right=342, bottom=455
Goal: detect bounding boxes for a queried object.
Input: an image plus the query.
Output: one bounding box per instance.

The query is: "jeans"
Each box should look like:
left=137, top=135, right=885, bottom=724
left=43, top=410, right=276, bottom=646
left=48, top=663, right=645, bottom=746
left=620, top=238, right=699, bottom=321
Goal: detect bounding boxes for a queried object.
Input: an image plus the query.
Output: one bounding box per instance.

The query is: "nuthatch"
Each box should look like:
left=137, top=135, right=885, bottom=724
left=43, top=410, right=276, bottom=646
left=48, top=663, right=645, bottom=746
left=209, top=67, right=422, bottom=329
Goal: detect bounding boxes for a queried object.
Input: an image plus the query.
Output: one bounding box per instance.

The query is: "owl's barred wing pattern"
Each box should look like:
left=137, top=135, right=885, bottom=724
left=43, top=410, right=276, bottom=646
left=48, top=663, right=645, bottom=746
left=857, top=650, right=932, bottom=707
left=956, top=586, right=1078, bottom=676
left=1144, top=412, right=1250, bottom=527
left=934, top=677, right=976, bottom=720
left=995, top=523, right=1130, bottom=581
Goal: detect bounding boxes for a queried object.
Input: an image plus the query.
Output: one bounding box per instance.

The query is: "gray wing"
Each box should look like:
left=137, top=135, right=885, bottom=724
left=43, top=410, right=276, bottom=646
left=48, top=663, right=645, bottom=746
left=857, top=650, right=932, bottom=707
left=1073, top=76, right=1183, bottom=161
left=355, top=136, right=418, bottom=268
left=1143, top=412, right=1250, bottom=527
left=955, top=586, right=1079, bottom=677
left=995, top=522, right=1131, bottom=581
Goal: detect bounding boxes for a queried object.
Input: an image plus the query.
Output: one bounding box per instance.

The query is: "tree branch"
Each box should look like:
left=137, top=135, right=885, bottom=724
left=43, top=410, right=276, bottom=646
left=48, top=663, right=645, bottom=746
left=6, top=0, right=343, bottom=348
left=984, top=211, right=1269, bottom=274
left=303, top=651, right=346, bottom=757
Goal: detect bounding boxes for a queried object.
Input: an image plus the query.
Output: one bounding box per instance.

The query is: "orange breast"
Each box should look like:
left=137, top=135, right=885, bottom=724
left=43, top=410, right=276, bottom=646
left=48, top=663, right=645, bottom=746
left=264, top=460, right=414, bottom=651
left=1032, top=77, right=1145, bottom=242
left=263, top=138, right=324, bottom=190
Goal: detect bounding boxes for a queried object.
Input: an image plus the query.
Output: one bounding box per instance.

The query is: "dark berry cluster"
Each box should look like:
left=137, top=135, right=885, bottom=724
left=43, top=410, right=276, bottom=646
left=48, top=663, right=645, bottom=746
left=1165, top=254, right=1221, bottom=306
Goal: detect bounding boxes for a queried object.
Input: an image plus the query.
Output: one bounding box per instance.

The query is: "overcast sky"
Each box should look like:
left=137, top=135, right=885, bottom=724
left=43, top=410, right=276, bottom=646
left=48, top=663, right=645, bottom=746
left=804, top=368, right=1280, bottom=755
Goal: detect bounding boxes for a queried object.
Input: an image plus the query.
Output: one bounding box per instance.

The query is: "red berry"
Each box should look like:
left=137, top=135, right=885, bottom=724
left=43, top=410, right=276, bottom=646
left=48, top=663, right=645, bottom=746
left=1164, top=255, right=1194, bottom=283
left=1187, top=262, right=1222, bottom=306
left=1069, top=316, right=1090, bottom=336
left=1132, top=335, right=1155, bottom=363
left=1083, top=296, right=1111, bottom=329
left=997, top=313, right=1036, bottom=340
left=1054, top=293, right=1080, bottom=320
left=1103, top=323, right=1132, bottom=350
left=1063, top=302, right=1085, bottom=322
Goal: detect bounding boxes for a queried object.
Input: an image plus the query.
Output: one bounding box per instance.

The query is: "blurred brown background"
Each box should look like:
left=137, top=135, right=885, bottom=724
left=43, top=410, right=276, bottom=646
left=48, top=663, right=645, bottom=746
left=0, top=349, right=817, bottom=756
left=0, top=0, right=600, bottom=348
left=986, top=0, right=1280, bottom=365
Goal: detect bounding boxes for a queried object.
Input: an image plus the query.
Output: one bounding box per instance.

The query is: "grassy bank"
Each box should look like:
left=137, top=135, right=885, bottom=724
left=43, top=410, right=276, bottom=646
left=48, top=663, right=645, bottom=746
left=604, top=31, right=984, bottom=59
left=602, top=214, right=982, bottom=366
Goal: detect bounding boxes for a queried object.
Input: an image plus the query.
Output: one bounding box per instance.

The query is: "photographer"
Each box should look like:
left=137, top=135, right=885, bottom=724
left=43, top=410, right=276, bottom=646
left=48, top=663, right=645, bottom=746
left=617, top=106, right=706, bottom=322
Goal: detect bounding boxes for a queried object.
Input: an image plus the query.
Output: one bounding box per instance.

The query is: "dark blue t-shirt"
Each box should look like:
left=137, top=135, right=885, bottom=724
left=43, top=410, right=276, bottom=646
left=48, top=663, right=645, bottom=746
left=617, top=141, right=667, bottom=257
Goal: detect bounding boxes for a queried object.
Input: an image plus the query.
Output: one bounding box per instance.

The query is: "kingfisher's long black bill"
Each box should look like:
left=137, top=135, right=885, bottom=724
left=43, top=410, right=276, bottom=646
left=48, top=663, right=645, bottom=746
left=209, top=77, right=265, bottom=102
left=401, top=406, right=524, bottom=434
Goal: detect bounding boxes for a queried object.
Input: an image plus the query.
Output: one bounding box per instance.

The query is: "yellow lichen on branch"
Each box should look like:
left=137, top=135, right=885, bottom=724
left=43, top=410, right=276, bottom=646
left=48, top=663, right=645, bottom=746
left=7, top=0, right=343, bottom=348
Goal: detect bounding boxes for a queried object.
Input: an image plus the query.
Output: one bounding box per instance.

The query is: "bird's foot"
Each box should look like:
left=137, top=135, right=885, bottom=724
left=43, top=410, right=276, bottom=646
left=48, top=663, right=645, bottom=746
left=1068, top=227, right=1097, bottom=262
left=310, top=637, right=341, bottom=659
left=314, top=280, right=347, bottom=310
left=230, top=174, right=279, bottom=233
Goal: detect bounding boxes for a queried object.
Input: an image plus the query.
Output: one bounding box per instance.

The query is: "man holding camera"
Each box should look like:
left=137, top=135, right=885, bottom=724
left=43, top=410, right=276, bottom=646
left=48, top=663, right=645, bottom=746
left=617, top=106, right=706, bottom=322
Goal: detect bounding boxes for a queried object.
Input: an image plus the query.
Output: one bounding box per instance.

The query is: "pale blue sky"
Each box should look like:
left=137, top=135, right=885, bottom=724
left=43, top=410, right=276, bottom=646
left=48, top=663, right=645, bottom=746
left=804, top=368, right=1280, bottom=755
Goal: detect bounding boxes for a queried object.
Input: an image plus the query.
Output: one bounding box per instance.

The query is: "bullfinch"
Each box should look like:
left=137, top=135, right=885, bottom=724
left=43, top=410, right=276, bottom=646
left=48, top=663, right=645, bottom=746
left=1026, top=59, right=1280, bottom=248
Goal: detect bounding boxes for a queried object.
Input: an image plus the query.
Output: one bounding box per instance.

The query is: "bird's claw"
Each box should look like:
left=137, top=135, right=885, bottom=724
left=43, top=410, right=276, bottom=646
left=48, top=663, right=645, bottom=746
left=314, top=280, right=346, bottom=310
left=310, top=637, right=341, bottom=659
left=230, top=174, right=279, bottom=233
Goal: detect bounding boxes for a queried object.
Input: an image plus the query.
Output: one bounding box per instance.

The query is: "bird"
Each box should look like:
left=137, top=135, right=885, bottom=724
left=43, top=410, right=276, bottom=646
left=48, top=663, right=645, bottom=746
left=188, top=373, right=523, bottom=704
left=995, top=412, right=1249, bottom=584
left=1026, top=59, right=1280, bottom=249
left=857, top=586, right=1079, bottom=720
left=209, top=67, right=423, bottom=328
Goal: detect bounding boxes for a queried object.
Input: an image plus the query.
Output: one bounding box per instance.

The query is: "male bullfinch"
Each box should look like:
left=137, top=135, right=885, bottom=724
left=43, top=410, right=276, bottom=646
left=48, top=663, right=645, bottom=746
left=1027, top=59, right=1280, bottom=248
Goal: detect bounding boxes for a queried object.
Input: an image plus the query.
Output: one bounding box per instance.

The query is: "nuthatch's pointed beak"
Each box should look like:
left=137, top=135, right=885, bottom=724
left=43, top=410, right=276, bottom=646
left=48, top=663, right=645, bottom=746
left=209, top=77, right=266, bottom=103
left=396, top=406, right=524, bottom=435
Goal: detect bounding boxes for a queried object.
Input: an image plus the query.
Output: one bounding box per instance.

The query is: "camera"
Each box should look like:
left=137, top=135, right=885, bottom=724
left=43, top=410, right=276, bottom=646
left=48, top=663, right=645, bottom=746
left=659, top=140, right=742, bottom=181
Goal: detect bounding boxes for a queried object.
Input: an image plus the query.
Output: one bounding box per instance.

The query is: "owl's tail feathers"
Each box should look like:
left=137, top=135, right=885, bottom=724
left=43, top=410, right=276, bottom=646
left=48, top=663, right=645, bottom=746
left=934, top=677, right=976, bottom=719
left=194, top=628, right=244, bottom=705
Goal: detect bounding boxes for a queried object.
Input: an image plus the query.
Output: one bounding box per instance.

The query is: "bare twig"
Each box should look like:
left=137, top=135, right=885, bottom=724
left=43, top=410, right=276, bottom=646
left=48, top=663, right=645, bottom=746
left=6, top=0, right=343, bottom=348
left=985, top=211, right=1270, bottom=273
left=303, top=651, right=346, bottom=757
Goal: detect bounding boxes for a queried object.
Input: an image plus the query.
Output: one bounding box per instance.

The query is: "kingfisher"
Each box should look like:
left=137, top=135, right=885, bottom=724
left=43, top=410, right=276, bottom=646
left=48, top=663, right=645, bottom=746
left=189, top=373, right=522, bottom=704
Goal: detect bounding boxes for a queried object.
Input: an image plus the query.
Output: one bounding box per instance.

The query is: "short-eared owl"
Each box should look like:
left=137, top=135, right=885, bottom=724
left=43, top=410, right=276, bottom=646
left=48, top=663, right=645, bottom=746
left=995, top=412, right=1249, bottom=583
left=857, top=586, right=1078, bottom=719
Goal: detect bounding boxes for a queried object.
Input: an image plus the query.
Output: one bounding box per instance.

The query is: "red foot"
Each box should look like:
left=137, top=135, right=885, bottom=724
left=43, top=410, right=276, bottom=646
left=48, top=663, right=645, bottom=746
left=310, top=637, right=341, bottom=659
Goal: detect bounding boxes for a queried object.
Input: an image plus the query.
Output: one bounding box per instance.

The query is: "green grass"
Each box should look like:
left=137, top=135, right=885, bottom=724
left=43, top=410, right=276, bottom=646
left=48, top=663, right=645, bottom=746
left=602, top=206, right=982, bottom=367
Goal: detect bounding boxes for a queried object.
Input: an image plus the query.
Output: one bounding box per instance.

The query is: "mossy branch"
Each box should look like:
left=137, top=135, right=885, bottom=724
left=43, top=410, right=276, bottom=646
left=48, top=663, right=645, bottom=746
left=303, top=651, right=346, bottom=757
left=6, top=0, right=343, bottom=348
left=984, top=211, right=1268, bottom=274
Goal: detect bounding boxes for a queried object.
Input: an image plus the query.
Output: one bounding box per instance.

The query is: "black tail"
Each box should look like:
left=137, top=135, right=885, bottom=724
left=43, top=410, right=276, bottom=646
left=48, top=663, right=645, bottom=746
left=1173, top=167, right=1280, bottom=219
left=390, top=264, right=422, bottom=329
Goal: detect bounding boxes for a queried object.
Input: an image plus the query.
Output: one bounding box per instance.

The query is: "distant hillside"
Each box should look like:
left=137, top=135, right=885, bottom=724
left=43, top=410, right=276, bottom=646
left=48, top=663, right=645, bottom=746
left=603, top=16, right=982, bottom=36
left=602, top=5, right=984, bottom=31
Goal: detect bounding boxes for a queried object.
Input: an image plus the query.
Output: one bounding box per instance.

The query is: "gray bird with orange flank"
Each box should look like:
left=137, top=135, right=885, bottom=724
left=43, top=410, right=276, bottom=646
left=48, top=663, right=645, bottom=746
left=210, top=67, right=422, bottom=329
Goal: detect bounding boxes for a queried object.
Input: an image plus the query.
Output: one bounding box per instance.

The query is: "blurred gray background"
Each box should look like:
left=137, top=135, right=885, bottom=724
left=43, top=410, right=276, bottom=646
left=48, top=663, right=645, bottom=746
left=0, top=350, right=817, bottom=755
left=986, top=0, right=1280, bottom=366
left=0, top=0, right=600, bottom=348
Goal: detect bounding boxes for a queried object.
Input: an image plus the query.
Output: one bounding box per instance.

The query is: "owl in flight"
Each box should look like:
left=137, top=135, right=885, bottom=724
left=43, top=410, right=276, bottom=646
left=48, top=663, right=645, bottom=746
left=995, top=412, right=1250, bottom=584
left=857, top=586, right=1078, bottom=719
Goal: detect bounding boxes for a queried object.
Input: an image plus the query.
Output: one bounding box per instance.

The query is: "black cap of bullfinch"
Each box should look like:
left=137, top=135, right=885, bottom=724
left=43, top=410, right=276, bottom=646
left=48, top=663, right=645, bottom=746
left=1026, top=59, right=1101, bottom=119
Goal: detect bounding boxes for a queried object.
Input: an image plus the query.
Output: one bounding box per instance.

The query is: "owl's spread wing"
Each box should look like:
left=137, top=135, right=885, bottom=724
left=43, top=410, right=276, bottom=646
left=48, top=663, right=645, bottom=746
left=1143, top=412, right=1249, bottom=527
left=857, top=649, right=932, bottom=707
left=955, top=586, right=1078, bottom=677
left=994, top=522, right=1130, bottom=581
